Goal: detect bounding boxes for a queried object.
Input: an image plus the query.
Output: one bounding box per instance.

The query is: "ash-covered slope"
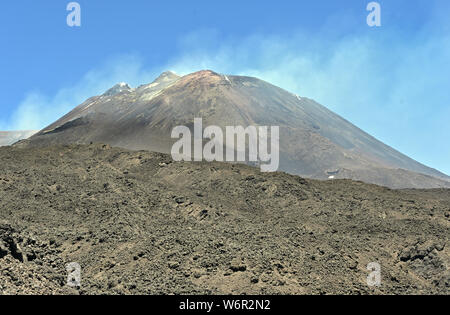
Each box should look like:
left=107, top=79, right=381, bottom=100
left=0, top=144, right=448, bottom=294
left=21, top=70, right=450, bottom=189
left=0, top=130, right=38, bottom=146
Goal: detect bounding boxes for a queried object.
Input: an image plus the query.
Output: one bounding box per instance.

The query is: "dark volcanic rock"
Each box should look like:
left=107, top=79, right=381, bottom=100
left=0, top=144, right=448, bottom=295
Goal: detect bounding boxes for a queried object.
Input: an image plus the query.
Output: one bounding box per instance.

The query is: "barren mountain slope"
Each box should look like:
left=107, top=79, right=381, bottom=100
left=0, top=130, right=38, bottom=146
left=20, top=70, right=450, bottom=188
left=0, top=144, right=448, bottom=295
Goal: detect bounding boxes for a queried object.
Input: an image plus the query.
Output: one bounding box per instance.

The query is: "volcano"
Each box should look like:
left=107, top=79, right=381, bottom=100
left=19, top=70, right=450, bottom=189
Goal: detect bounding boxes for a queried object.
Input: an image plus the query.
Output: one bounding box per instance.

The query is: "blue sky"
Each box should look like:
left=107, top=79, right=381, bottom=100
left=0, top=0, right=449, bottom=174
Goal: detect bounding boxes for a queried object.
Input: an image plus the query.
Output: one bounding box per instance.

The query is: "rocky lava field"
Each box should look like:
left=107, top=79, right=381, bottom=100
left=0, top=144, right=448, bottom=294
